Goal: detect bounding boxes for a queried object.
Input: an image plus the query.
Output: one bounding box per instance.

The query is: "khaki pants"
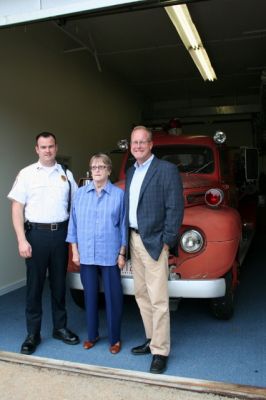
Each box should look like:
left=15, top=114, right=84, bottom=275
left=130, top=231, right=170, bottom=356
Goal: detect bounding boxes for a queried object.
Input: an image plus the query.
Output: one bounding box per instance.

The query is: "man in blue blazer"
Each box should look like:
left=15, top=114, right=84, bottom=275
left=125, top=125, right=184, bottom=374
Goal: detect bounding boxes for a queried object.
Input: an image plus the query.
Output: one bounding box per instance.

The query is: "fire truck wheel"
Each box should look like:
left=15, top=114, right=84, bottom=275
left=70, top=289, right=105, bottom=309
left=70, top=289, right=85, bottom=309
left=209, top=271, right=234, bottom=320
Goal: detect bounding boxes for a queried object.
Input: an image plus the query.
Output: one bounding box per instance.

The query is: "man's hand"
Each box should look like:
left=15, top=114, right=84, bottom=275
left=18, top=239, right=32, bottom=258
left=11, top=201, right=32, bottom=259
left=163, top=244, right=169, bottom=252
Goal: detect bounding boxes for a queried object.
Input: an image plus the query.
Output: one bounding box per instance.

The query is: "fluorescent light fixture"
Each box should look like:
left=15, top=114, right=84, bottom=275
left=165, top=4, right=217, bottom=81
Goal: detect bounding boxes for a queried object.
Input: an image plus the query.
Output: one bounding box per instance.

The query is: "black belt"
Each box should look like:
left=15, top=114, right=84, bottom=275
left=130, top=227, right=140, bottom=234
left=27, top=221, right=68, bottom=231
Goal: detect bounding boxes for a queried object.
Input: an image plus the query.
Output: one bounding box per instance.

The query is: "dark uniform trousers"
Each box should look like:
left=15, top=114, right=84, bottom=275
left=25, top=226, right=68, bottom=335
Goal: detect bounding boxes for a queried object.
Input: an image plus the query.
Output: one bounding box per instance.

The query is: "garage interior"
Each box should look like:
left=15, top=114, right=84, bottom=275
left=0, top=0, right=266, bottom=396
left=1, top=0, right=266, bottom=295
left=55, top=0, right=266, bottom=131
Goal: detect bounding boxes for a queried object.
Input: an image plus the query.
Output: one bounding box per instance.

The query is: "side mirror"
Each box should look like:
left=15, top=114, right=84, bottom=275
left=242, top=147, right=259, bottom=181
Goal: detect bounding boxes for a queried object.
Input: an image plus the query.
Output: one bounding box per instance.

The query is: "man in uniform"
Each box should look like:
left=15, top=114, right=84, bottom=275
left=125, top=126, right=184, bottom=374
left=8, top=132, right=80, bottom=355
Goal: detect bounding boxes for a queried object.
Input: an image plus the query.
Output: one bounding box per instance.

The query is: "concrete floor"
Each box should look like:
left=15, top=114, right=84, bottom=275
left=1, top=352, right=265, bottom=400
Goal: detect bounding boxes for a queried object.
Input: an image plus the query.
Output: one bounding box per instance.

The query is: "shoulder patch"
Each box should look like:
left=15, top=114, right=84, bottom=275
left=11, top=173, right=20, bottom=189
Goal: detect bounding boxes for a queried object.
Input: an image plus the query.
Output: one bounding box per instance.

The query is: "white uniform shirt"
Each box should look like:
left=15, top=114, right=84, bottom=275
left=8, top=161, right=78, bottom=223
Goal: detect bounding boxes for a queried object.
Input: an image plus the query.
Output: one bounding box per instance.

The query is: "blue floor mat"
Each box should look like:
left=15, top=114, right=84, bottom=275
left=0, top=235, right=265, bottom=388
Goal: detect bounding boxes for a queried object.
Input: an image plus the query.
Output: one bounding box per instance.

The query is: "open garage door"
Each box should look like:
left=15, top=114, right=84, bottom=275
left=1, top=0, right=266, bottom=137
left=0, top=0, right=147, bottom=26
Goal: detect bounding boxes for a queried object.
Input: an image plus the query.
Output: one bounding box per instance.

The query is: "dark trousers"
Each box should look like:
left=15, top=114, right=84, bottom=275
left=80, top=264, right=123, bottom=346
left=25, top=227, right=68, bottom=334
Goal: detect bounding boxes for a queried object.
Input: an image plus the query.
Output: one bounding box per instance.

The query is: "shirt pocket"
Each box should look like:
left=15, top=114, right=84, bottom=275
left=50, top=178, right=69, bottom=203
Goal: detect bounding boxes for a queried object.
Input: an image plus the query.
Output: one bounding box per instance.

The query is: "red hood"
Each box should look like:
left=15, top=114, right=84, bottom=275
left=115, top=175, right=218, bottom=191
left=181, top=174, right=217, bottom=189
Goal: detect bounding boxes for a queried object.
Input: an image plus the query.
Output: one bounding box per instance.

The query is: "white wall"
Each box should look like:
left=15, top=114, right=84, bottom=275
left=0, top=22, right=140, bottom=295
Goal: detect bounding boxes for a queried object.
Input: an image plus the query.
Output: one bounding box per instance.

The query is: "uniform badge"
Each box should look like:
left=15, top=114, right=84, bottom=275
left=61, top=175, right=67, bottom=181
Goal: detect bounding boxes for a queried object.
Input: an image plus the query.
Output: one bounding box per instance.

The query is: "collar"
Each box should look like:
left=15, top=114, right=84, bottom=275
left=134, top=154, right=154, bottom=169
left=36, top=161, right=59, bottom=171
left=86, top=180, right=111, bottom=194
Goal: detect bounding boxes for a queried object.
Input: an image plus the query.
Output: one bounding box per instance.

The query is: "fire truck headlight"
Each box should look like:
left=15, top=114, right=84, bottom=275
left=180, top=230, right=204, bottom=253
left=117, top=139, right=128, bottom=150
left=213, top=131, right=226, bottom=144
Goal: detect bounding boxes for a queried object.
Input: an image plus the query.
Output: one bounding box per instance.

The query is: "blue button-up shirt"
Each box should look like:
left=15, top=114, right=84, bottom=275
left=66, top=180, right=126, bottom=266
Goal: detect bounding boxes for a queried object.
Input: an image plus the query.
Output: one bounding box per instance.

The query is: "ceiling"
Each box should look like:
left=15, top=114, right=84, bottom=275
left=51, top=0, right=266, bottom=123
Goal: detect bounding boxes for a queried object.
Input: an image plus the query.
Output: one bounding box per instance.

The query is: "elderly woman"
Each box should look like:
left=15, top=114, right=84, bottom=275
left=66, top=153, right=126, bottom=354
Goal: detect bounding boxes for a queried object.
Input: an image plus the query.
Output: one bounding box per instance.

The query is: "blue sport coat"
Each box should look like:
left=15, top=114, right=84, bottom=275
left=125, top=156, right=184, bottom=261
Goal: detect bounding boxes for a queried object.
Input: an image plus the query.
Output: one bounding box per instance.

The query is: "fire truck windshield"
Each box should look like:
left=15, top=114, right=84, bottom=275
left=125, top=145, right=214, bottom=174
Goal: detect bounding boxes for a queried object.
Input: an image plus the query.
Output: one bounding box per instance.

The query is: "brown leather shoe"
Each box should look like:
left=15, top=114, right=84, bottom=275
left=83, top=336, right=99, bottom=350
left=109, top=341, right=121, bottom=354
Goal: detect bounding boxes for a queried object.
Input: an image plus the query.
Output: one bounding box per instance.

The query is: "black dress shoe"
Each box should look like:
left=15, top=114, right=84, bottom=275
left=150, top=355, right=168, bottom=374
left=20, top=333, right=41, bottom=355
left=131, top=339, right=151, bottom=355
left=53, top=328, right=80, bottom=345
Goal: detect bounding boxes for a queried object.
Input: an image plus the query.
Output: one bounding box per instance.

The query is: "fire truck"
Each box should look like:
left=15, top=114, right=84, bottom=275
left=68, top=129, right=258, bottom=319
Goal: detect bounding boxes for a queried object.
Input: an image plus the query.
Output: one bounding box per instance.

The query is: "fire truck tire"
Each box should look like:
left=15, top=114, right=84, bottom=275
left=70, top=289, right=106, bottom=310
left=70, top=289, right=85, bottom=309
left=209, top=271, right=234, bottom=320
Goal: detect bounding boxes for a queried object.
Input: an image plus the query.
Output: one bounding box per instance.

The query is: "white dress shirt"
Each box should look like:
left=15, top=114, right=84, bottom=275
left=129, top=155, right=154, bottom=229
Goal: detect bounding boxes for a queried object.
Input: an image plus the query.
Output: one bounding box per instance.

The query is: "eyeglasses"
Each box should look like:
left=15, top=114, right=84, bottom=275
left=90, top=165, right=107, bottom=171
left=130, top=140, right=151, bottom=146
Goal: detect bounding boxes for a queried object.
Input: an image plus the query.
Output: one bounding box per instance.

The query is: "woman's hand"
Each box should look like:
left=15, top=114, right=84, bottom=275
left=117, top=254, right=126, bottom=269
left=72, top=252, right=80, bottom=267
left=71, top=243, right=80, bottom=267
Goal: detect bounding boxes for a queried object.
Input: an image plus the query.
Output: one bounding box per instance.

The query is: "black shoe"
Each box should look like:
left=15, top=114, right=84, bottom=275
left=131, top=339, right=151, bottom=355
left=20, top=333, right=41, bottom=355
left=150, top=355, right=168, bottom=374
left=53, top=328, right=80, bottom=345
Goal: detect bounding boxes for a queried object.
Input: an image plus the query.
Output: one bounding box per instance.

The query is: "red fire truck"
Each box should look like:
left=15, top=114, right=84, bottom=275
left=68, top=129, right=258, bottom=319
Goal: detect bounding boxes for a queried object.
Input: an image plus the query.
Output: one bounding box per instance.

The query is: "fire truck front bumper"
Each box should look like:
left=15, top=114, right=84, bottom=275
left=68, top=272, right=226, bottom=299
